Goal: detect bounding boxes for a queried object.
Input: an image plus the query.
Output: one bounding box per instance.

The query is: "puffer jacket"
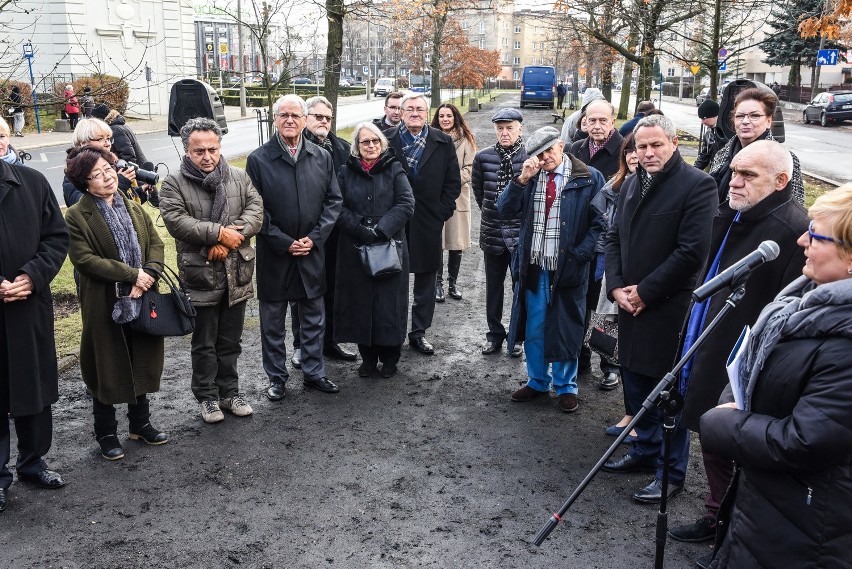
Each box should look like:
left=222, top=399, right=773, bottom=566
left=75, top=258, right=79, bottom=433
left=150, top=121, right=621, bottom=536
left=159, top=166, right=264, bottom=307
left=471, top=144, right=525, bottom=255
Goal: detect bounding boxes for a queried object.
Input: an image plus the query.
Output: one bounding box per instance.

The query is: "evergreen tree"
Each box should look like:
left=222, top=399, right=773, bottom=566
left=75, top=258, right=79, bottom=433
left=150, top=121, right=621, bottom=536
left=762, top=0, right=835, bottom=87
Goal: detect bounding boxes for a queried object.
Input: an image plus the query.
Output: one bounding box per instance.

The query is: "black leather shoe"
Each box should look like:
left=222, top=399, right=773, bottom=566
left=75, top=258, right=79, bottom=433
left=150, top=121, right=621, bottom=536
left=601, top=453, right=657, bottom=474
left=358, top=361, right=377, bottom=377
left=97, top=434, right=125, bottom=461
left=380, top=362, right=398, bottom=378
left=447, top=282, right=462, bottom=300
left=633, top=478, right=683, bottom=504
left=304, top=376, right=340, bottom=393
left=290, top=348, right=302, bottom=369
left=435, top=283, right=445, bottom=303
left=695, top=551, right=715, bottom=569
left=510, top=344, right=523, bottom=358
left=409, top=337, right=434, bottom=355
left=0, top=487, right=7, bottom=512
left=668, top=517, right=717, bottom=543
left=18, top=469, right=66, bottom=489
left=128, top=423, right=169, bottom=445
left=324, top=343, right=357, bottom=361
left=481, top=340, right=502, bottom=355
left=266, top=380, right=286, bottom=401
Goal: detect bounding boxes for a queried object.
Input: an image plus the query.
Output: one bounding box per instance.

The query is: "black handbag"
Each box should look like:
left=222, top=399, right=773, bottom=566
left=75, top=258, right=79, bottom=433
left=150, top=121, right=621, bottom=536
left=128, top=261, right=197, bottom=336
left=584, top=311, right=619, bottom=360
left=357, top=239, right=402, bottom=278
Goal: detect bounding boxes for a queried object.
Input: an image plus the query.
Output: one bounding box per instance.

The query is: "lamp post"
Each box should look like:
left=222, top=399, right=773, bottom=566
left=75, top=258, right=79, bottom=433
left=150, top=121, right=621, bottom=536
left=22, top=41, right=41, bottom=133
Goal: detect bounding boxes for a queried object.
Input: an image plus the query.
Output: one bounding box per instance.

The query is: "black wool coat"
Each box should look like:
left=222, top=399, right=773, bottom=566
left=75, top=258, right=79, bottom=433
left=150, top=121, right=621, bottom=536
left=569, top=129, right=624, bottom=181
left=471, top=144, right=525, bottom=256
left=605, top=150, right=717, bottom=378
left=681, top=190, right=808, bottom=431
left=246, top=137, right=342, bottom=301
left=387, top=126, right=461, bottom=273
left=0, top=161, right=69, bottom=417
left=333, top=152, right=415, bottom=346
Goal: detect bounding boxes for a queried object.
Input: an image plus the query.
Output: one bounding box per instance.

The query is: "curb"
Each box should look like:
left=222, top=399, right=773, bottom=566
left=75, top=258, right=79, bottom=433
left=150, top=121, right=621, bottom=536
left=801, top=170, right=842, bottom=187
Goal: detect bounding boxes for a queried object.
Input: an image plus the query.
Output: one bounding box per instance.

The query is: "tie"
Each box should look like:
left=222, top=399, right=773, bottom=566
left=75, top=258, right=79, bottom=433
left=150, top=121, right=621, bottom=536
left=545, top=172, right=557, bottom=218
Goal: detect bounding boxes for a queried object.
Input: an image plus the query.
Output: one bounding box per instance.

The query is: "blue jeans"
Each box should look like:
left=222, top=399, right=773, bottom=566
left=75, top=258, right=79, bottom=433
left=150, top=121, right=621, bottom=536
left=524, top=269, right=578, bottom=395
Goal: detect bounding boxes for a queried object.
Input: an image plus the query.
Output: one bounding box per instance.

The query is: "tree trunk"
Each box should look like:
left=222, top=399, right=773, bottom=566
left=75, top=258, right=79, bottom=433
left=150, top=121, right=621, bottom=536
left=617, top=29, right=638, bottom=120
left=430, top=11, right=448, bottom=109
left=325, top=0, right=344, bottom=131
left=600, top=48, right=614, bottom=102
left=790, top=58, right=801, bottom=86
left=709, top=0, right=722, bottom=101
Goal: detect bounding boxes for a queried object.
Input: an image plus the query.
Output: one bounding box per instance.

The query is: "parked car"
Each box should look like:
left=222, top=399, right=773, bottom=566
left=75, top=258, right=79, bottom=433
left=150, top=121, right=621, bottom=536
left=520, top=65, right=556, bottom=109
left=803, top=90, right=852, bottom=126
left=696, top=87, right=710, bottom=106
left=292, top=76, right=312, bottom=85
left=373, top=77, right=396, bottom=97
left=339, top=78, right=351, bottom=88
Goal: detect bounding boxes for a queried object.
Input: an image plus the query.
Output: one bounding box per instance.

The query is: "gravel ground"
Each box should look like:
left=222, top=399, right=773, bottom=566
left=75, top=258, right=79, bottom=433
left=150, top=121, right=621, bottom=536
left=2, top=94, right=712, bottom=568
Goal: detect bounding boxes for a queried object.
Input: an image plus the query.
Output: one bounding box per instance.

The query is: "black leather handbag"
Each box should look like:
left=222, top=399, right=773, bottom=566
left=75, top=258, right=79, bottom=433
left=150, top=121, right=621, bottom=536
left=584, top=311, right=619, bottom=360
left=128, top=261, right=197, bottom=336
left=357, top=239, right=402, bottom=278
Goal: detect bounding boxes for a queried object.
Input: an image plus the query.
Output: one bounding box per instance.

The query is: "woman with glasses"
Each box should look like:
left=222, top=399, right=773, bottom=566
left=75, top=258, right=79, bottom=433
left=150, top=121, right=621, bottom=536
left=709, top=87, right=804, bottom=206
left=700, top=184, right=852, bottom=568
left=431, top=103, right=476, bottom=302
left=64, top=146, right=168, bottom=461
left=333, top=122, right=414, bottom=378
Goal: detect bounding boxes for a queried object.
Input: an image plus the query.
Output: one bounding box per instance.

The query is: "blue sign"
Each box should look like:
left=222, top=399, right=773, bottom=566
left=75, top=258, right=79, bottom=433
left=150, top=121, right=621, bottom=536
left=817, top=49, right=839, bottom=66
left=718, top=59, right=727, bottom=71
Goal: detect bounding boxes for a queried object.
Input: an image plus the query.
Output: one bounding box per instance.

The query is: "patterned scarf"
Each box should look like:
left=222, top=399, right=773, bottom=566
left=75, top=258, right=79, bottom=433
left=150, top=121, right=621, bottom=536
left=276, top=131, right=301, bottom=161
left=303, top=128, right=332, bottom=153
left=639, top=169, right=653, bottom=198
left=588, top=129, right=615, bottom=160
left=96, top=195, right=142, bottom=324
left=495, top=137, right=523, bottom=198
left=530, top=157, right=569, bottom=271
left=399, top=124, right=427, bottom=178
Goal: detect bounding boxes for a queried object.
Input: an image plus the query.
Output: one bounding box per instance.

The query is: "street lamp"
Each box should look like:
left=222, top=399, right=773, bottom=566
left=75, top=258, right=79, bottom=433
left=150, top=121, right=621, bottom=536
left=22, top=41, right=41, bottom=133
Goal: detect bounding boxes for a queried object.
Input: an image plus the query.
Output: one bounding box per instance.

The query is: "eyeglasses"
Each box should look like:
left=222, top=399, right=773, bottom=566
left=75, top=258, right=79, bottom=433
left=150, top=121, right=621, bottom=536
left=808, top=220, right=845, bottom=245
left=733, top=112, right=766, bottom=123
left=386, top=105, right=401, bottom=111
left=86, top=165, right=117, bottom=182
left=359, top=138, right=381, bottom=147
left=277, top=112, right=303, bottom=121
left=89, top=136, right=113, bottom=144
left=403, top=107, right=428, bottom=114
left=308, top=113, right=333, bottom=122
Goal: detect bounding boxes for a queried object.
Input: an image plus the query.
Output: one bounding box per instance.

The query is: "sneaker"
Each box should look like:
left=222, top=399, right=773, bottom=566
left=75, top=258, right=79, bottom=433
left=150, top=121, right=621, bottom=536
left=600, top=372, right=620, bottom=390
left=668, top=516, right=717, bottom=543
left=220, top=395, right=253, bottom=417
left=200, top=400, right=225, bottom=423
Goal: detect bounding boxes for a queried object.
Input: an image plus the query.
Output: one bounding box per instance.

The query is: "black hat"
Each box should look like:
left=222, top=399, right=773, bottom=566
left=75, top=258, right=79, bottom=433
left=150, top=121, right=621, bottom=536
left=91, top=103, right=110, bottom=120
left=698, top=99, right=720, bottom=119
left=491, top=108, right=523, bottom=123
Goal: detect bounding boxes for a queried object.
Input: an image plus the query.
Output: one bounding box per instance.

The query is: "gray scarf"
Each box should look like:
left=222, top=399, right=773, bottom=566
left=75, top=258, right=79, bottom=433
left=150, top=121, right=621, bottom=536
left=181, top=154, right=230, bottom=257
left=96, top=195, right=143, bottom=324
left=738, top=275, right=852, bottom=411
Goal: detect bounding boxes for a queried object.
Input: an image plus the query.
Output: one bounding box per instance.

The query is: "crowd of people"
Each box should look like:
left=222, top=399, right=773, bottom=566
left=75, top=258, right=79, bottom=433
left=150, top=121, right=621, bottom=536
left=2, top=87, right=851, bottom=568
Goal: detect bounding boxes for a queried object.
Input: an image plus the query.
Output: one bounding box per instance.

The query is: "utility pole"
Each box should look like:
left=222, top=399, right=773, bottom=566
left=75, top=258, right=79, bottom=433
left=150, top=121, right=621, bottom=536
left=366, top=7, right=371, bottom=100
left=23, top=41, right=40, bottom=133
left=238, top=0, right=246, bottom=116
left=812, top=0, right=831, bottom=99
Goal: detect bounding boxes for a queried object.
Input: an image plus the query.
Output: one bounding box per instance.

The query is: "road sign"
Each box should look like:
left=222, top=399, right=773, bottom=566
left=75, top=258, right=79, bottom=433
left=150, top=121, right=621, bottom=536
left=219, top=42, right=228, bottom=55
left=205, top=42, right=214, bottom=53
left=718, top=48, right=728, bottom=58
left=690, top=64, right=700, bottom=75
left=817, top=49, right=839, bottom=66
left=718, top=59, right=727, bottom=71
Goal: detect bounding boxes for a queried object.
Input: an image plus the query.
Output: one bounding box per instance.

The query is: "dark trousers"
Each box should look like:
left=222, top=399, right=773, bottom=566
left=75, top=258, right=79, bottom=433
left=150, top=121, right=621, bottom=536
left=292, top=229, right=340, bottom=349
left=358, top=344, right=401, bottom=365
left=0, top=406, right=52, bottom=489
left=483, top=249, right=513, bottom=343
left=436, top=250, right=462, bottom=285
left=622, top=367, right=688, bottom=485
left=92, top=394, right=150, bottom=439
left=701, top=440, right=735, bottom=520
left=409, top=271, right=438, bottom=339
left=190, top=298, right=246, bottom=402
left=557, top=94, right=565, bottom=109
left=260, top=297, right=326, bottom=382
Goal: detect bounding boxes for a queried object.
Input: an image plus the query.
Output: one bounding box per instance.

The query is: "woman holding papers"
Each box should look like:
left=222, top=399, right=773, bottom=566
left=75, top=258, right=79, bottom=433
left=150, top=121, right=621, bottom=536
left=700, top=184, right=852, bottom=568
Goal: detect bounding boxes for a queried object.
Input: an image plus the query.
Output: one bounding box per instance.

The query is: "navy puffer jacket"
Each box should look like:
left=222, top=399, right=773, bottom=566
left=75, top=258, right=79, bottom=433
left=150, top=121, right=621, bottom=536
left=471, top=144, right=525, bottom=255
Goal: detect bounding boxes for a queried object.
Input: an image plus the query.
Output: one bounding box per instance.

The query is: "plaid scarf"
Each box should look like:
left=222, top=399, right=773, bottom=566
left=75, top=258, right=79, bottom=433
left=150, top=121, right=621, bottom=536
left=530, top=157, right=569, bottom=271
left=588, top=129, right=615, bottom=160
left=399, top=124, right=428, bottom=178
left=495, top=137, right=523, bottom=198
left=639, top=169, right=653, bottom=198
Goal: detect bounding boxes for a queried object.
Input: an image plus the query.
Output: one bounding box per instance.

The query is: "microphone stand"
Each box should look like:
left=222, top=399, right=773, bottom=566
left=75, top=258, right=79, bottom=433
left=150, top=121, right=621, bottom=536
left=533, top=281, right=749, bottom=569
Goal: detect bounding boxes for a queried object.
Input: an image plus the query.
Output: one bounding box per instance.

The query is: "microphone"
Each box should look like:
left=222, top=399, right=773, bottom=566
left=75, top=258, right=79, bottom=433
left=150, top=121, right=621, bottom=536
left=692, top=240, right=780, bottom=302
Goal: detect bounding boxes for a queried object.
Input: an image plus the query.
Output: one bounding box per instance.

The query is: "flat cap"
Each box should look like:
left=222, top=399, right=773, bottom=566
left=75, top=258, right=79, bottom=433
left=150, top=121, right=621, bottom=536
left=492, top=107, right=523, bottom=123
left=525, top=126, right=561, bottom=157
left=698, top=99, right=720, bottom=119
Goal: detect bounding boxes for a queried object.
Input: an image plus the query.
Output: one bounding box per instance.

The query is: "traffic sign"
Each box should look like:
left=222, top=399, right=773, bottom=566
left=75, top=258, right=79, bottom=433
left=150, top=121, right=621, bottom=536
left=817, top=49, right=839, bottom=66
left=690, top=64, right=700, bottom=75
left=205, top=42, right=214, bottom=52
left=718, top=59, right=727, bottom=71
left=718, top=48, right=728, bottom=58
left=219, top=42, right=228, bottom=55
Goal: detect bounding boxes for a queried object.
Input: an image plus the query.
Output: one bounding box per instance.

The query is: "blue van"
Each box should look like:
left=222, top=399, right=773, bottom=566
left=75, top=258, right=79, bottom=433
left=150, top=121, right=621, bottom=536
left=520, top=65, right=556, bottom=109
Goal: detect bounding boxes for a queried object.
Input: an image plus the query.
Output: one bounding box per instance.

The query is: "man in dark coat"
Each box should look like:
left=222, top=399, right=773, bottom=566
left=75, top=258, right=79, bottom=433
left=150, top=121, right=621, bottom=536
left=0, top=160, right=70, bottom=512
left=288, top=96, right=357, bottom=368
left=556, top=81, right=567, bottom=109
left=694, top=99, right=727, bottom=170
left=246, top=94, right=343, bottom=399
left=371, top=92, right=403, bottom=132
left=387, top=93, right=460, bottom=355
left=498, top=127, right=605, bottom=414
left=667, top=140, right=808, bottom=554
left=472, top=108, right=526, bottom=357
left=618, top=100, right=655, bottom=137
left=570, top=99, right=624, bottom=376
left=602, top=114, right=717, bottom=504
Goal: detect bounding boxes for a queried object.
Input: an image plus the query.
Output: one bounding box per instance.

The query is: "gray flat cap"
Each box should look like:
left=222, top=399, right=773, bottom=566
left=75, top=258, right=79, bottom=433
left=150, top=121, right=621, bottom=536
left=525, top=126, right=561, bottom=156
left=492, top=108, right=523, bottom=123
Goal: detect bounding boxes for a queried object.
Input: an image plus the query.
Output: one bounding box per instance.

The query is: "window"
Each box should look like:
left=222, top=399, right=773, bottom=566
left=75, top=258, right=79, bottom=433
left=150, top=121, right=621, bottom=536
left=479, top=37, right=485, bottom=49
left=462, top=21, right=468, bottom=30
left=514, top=41, right=521, bottom=49
left=514, top=25, right=521, bottom=33
left=667, top=68, right=675, bottom=77
left=513, top=56, right=520, bottom=65
left=479, top=21, right=486, bottom=33
left=513, top=70, right=519, bottom=79
left=502, top=38, right=508, bottom=47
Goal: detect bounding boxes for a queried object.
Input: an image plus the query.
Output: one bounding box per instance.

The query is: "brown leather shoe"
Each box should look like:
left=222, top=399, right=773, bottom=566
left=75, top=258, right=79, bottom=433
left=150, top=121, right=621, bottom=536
left=558, top=393, right=579, bottom=413
left=511, top=385, right=546, bottom=402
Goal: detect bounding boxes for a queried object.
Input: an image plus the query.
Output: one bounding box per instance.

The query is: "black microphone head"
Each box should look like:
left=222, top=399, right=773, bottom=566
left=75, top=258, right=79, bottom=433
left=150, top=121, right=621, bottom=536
left=759, top=240, right=780, bottom=261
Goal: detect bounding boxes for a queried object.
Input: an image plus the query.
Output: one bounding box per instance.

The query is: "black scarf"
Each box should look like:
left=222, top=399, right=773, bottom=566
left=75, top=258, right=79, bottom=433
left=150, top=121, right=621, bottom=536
left=303, top=129, right=333, bottom=153
left=639, top=169, right=653, bottom=198
left=495, top=137, right=523, bottom=197
left=180, top=154, right=230, bottom=228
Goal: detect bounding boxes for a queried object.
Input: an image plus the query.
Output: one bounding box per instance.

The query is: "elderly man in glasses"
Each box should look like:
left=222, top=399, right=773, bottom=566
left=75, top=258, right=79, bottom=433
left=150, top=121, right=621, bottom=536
left=665, top=140, right=807, bottom=565
left=387, top=93, right=461, bottom=355
left=246, top=94, right=343, bottom=399
left=286, top=96, right=357, bottom=370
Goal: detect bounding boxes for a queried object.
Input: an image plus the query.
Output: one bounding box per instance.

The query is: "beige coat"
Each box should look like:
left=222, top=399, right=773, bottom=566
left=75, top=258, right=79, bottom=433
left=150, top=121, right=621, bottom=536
left=442, top=135, right=475, bottom=250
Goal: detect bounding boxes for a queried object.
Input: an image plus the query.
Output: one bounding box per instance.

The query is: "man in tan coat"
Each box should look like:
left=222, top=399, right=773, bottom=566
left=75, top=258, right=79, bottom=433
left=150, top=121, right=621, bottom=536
left=160, top=118, right=264, bottom=424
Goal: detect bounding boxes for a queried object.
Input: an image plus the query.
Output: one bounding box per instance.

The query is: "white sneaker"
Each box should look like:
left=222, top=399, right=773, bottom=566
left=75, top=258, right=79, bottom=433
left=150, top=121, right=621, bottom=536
left=220, top=394, right=253, bottom=417
left=200, top=400, right=225, bottom=423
